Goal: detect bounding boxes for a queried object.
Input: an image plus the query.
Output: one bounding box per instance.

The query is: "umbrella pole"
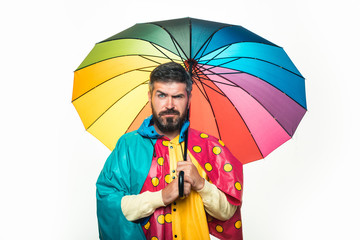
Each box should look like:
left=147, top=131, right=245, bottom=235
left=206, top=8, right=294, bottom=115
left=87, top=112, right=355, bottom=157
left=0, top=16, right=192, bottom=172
left=179, top=109, right=189, bottom=198
left=183, top=107, right=190, bottom=162
left=179, top=62, right=192, bottom=197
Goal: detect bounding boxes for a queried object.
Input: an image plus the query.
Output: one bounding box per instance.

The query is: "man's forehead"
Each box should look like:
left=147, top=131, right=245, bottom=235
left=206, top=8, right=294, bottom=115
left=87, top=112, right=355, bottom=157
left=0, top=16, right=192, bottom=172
left=153, top=81, right=187, bottom=94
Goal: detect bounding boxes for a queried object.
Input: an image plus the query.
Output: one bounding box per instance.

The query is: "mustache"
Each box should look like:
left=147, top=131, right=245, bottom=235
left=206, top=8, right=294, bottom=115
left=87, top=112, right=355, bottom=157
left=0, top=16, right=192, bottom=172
left=159, top=109, right=180, bottom=116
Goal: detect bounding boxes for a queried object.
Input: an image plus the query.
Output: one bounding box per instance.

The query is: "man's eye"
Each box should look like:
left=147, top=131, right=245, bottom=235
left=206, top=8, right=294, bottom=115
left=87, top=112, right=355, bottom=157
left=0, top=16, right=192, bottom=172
left=158, top=94, right=165, bottom=98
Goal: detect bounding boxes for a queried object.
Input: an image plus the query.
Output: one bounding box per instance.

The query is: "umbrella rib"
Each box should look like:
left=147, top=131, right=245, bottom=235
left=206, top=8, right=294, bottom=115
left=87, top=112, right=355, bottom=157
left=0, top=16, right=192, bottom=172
left=194, top=70, right=231, bottom=97
left=168, top=35, right=188, bottom=63
left=191, top=70, right=210, bottom=102
left=197, top=67, right=264, bottom=158
left=190, top=67, right=222, bottom=138
left=193, top=25, right=232, bottom=60
left=199, top=56, right=239, bottom=72
left=149, top=40, right=188, bottom=71
left=196, top=77, right=227, bottom=97
left=192, top=79, right=210, bottom=102
left=86, top=82, right=149, bottom=131
left=196, top=56, right=239, bottom=74
left=151, top=23, right=189, bottom=60
left=149, top=42, right=180, bottom=62
left=149, top=41, right=186, bottom=67
left=199, top=62, right=307, bottom=112
left=196, top=74, right=238, bottom=88
left=195, top=40, right=281, bottom=64
left=124, top=101, right=149, bottom=134
left=196, top=45, right=232, bottom=67
left=74, top=53, right=177, bottom=103
left=76, top=52, right=176, bottom=72
left=204, top=67, right=294, bottom=137
left=190, top=18, right=192, bottom=59
left=140, top=55, right=164, bottom=65
left=72, top=63, right=158, bottom=103
left=193, top=35, right=214, bottom=60
left=192, top=69, right=223, bottom=140
left=198, top=44, right=304, bottom=79
left=194, top=65, right=229, bottom=97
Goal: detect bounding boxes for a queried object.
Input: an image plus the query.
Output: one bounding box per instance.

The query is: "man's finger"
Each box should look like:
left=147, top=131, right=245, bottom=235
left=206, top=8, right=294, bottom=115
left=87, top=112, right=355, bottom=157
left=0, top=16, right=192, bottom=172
left=184, top=182, right=191, bottom=196
left=182, top=174, right=195, bottom=186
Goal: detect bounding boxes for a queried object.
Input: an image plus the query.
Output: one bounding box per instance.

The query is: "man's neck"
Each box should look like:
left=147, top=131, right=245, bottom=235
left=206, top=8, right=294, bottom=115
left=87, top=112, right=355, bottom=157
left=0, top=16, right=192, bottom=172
left=153, top=124, right=179, bottom=140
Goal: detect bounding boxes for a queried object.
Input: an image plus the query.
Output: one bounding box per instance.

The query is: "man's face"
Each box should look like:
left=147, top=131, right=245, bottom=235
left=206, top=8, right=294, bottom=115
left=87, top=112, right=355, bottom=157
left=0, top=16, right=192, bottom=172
left=149, top=81, right=191, bottom=135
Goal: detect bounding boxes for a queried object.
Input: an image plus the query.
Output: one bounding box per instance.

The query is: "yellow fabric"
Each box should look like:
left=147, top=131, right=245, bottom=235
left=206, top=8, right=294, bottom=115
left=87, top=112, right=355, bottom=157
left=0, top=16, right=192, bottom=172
left=168, top=136, right=210, bottom=240
left=197, top=180, right=237, bottom=221
left=120, top=178, right=236, bottom=226
left=121, top=191, right=165, bottom=222
left=120, top=133, right=237, bottom=239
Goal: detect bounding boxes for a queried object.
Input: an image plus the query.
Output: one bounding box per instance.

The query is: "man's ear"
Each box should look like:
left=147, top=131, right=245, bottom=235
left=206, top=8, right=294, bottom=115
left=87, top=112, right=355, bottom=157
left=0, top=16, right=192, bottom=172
left=148, top=91, right=151, bottom=103
left=187, top=93, right=192, bottom=108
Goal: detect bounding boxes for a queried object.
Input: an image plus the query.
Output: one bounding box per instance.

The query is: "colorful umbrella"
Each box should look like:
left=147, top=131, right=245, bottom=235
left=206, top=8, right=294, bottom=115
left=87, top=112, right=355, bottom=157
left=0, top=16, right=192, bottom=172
left=72, top=17, right=306, bottom=164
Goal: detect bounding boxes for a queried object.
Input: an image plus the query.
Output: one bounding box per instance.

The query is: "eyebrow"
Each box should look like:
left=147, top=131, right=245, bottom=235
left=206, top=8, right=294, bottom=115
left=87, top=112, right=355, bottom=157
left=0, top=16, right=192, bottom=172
left=155, top=90, right=167, bottom=96
left=155, top=90, right=185, bottom=98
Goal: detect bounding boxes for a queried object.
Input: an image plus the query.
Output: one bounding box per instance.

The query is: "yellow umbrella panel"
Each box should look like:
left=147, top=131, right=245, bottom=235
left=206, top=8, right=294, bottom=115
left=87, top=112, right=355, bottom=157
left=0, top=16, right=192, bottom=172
left=72, top=39, right=182, bottom=150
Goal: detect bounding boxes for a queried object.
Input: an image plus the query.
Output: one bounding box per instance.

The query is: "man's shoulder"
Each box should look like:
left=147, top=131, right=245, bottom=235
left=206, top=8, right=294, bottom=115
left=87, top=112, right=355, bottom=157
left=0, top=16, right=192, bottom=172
left=189, top=128, right=220, bottom=143
left=121, top=130, right=141, bottom=139
left=115, top=130, right=145, bottom=147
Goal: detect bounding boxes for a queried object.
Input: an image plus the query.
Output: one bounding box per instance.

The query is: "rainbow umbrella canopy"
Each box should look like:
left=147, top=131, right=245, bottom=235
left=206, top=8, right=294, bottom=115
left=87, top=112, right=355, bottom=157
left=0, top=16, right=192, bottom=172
left=72, top=17, right=306, bottom=164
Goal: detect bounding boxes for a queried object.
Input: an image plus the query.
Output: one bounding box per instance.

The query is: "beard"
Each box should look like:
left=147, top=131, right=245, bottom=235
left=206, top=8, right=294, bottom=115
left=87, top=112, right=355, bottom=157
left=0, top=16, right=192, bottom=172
left=152, top=105, right=188, bottom=134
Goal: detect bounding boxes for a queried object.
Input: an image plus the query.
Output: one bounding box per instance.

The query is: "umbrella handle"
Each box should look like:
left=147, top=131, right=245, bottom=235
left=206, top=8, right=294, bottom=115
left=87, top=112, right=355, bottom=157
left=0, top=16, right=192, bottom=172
left=179, top=171, right=184, bottom=197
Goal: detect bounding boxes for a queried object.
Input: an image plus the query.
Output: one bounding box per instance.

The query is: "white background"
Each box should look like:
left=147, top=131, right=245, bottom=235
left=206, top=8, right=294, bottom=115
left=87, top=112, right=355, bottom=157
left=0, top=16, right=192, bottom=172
left=1, top=0, right=359, bottom=239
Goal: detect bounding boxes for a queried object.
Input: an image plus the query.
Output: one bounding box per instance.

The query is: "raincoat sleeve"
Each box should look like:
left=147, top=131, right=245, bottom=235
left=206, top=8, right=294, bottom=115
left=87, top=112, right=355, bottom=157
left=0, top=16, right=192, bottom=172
left=121, top=190, right=165, bottom=221
left=197, top=179, right=237, bottom=220
left=96, top=132, right=153, bottom=240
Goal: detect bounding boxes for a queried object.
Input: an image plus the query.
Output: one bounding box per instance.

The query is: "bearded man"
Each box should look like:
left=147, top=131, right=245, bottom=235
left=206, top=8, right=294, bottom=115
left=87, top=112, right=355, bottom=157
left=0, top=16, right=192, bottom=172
left=96, top=62, right=243, bottom=240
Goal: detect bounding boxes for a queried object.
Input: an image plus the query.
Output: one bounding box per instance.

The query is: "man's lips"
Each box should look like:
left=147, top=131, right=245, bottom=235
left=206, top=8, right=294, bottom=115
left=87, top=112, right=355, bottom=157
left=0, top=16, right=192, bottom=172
left=159, top=110, right=180, bottom=117
left=161, top=114, right=178, bottom=118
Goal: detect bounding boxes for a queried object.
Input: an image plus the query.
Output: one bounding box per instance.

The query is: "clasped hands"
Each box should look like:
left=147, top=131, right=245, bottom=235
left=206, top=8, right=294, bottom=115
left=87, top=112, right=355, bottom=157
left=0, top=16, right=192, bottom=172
left=161, top=160, right=205, bottom=206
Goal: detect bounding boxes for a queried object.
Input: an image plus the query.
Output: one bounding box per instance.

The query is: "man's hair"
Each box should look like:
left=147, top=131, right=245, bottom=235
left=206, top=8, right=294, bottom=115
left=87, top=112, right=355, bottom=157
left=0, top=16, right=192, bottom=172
left=149, top=62, right=192, bottom=96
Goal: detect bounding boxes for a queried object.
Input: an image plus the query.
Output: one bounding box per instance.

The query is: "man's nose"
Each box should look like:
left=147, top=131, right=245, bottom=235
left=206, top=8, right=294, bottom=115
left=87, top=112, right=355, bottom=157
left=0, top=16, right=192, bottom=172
left=165, top=97, right=174, bottom=109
